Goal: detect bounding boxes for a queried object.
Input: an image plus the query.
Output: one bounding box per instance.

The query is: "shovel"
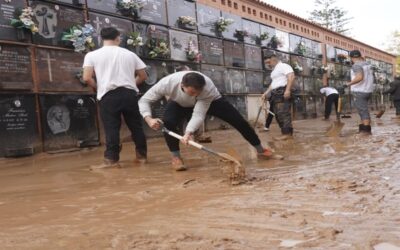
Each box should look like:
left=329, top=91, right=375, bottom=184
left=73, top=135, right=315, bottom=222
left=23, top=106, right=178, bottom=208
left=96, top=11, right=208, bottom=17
left=253, top=101, right=275, bottom=129
left=376, top=91, right=385, bottom=118
left=326, top=96, right=344, bottom=137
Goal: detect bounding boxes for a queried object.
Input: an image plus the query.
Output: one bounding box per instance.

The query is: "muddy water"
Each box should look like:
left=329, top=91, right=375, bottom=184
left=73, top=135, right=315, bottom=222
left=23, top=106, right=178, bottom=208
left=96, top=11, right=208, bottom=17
left=0, top=112, right=400, bottom=249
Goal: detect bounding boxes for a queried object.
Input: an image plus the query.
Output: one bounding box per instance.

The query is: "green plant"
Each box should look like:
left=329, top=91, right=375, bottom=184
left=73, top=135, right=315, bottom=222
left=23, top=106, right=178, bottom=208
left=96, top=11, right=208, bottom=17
left=10, top=7, right=38, bottom=33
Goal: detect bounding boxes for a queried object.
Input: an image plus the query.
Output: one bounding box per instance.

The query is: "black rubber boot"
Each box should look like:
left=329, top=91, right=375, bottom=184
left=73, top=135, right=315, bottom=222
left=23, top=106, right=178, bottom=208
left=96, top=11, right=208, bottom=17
left=358, top=124, right=363, bottom=133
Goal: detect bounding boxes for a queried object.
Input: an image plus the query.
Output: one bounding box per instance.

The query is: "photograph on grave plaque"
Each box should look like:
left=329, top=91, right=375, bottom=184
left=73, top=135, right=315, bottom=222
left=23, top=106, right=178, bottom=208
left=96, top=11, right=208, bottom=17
left=246, top=71, right=264, bottom=94
left=244, top=45, right=262, bottom=70
left=224, top=95, right=247, bottom=118
left=139, top=0, right=167, bottom=25
left=274, top=30, right=289, bottom=52
left=39, top=94, right=99, bottom=151
left=0, top=94, right=37, bottom=157
left=139, top=60, right=169, bottom=94
left=89, top=12, right=133, bottom=48
left=36, top=48, right=91, bottom=92
left=197, top=4, right=220, bottom=37
left=224, top=69, right=246, bottom=94
left=201, top=64, right=225, bottom=93
left=167, top=0, right=196, bottom=31
left=31, top=2, right=84, bottom=47
left=259, top=24, right=275, bottom=47
left=0, top=45, right=33, bottom=90
left=241, top=19, right=259, bottom=45
left=87, top=0, right=118, bottom=14
left=198, top=35, right=223, bottom=65
left=220, top=12, right=241, bottom=40
left=224, top=40, right=244, bottom=68
left=169, top=30, right=199, bottom=62
left=0, top=0, right=27, bottom=41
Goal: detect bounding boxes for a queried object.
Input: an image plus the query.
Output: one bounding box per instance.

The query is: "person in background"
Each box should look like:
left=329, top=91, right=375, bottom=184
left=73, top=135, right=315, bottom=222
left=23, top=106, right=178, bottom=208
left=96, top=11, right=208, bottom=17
left=346, top=50, right=374, bottom=134
left=384, top=75, right=400, bottom=118
left=263, top=52, right=295, bottom=140
left=83, top=27, right=148, bottom=169
left=320, top=86, right=339, bottom=120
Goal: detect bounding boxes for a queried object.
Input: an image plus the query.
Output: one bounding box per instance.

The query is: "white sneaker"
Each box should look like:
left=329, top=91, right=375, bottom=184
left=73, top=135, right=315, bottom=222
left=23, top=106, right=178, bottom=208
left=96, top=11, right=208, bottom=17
left=263, top=127, right=270, bottom=131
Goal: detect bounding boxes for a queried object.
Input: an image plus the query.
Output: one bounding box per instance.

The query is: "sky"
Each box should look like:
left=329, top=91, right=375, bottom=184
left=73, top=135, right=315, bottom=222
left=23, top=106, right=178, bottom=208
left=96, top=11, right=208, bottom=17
left=264, top=0, right=400, bottom=51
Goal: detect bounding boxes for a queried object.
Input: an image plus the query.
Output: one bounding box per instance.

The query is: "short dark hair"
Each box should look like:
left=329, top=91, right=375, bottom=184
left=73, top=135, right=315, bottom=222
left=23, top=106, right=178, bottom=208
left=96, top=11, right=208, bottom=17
left=264, top=51, right=277, bottom=60
left=181, top=72, right=206, bottom=90
left=100, top=27, right=120, bottom=40
left=349, top=50, right=362, bottom=58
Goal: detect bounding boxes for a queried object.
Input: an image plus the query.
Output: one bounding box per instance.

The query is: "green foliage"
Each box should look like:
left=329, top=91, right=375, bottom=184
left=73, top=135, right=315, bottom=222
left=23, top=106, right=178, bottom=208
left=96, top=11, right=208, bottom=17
left=308, top=0, right=352, bottom=34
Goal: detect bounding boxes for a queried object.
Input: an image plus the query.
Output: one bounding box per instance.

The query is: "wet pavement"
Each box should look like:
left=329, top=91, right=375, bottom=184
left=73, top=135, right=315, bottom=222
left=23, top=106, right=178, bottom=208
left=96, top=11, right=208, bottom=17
left=0, top=111, right=400, bottom=249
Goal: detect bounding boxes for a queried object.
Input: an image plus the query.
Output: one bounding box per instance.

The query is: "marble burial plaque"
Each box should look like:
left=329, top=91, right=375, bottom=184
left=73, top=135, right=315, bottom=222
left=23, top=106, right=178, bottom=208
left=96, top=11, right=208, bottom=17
left=142, top=98, right=167, bottom=137
left=303, top=77, right=316, bottom=94
left=31, top=2, right=84, bottom=46
left=169, top=29, right=198, bottom=62
left=244, top=45, right=262, bottom=70
left=198, top=35, right=223, bottom=65
left=316, top=96, right=325, bottom=117
left=326, top=45, right=336, bottom=62
left=221, top=11, right=241, bottom=41
left=293, top=76, right=303, bottom=93
left=201, top=64, right=225, bottom=93
left=144, top=24, right=169, bottom=58
left=0, top=45, right=33, bottom=90
left=242, top=19, right=259, bottom=45
left=86, top=0, right=118, bottom=15
left=224, top=40, right=244, bottom=68
left=167, top=0, right=196, bottom=30
left=165, top=61, right=199, bottom=73
left=289, top=34, right=302, bottom=55
left=140, top=0, right=167, bottom=25
left=311, top=59, right=323, bottom=76
left=89, top=12, right=133, bottom=48
left=224, top=95, right=247, bottom=118
left=197, top=4, right=220, bottom=37
left=0, top=0, right=26, bottom=41
left=312, top=41, right=323, bottom=59
left=224, top=68, right=246, bottom=94
left=290, top=55, right=310, bottom=76
left=0, top=94, right=37, bottom=157
left=274, top=29, right=289, bottom=52
left=246, top=71, right=264, bottom=94
left=263, top=70, right=272, bottom=89
left=304, top=38, right=313, bottom=58
left=293, top=95, right=306, bottom=120
left=39, top=94, right=99, bottom=151
left=260, top=24, right=275, bottom=47
left=139, top=60, right=169, bottom=94
left=305, top=95, right=317, bottom=118
left=36, top=48, right=91, bottom=92
left=47, top=0, right=85, bottom=6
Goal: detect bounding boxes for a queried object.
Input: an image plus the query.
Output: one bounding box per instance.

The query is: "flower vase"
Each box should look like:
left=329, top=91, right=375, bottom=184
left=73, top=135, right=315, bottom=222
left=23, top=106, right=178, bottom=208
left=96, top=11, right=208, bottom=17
left=16, top=29, right=28, bottom=42
left=119, top=8, right=132, bottom=17
left=179, top=23, right=196, bottom=31
left=133, top=8, right=141, bottom=19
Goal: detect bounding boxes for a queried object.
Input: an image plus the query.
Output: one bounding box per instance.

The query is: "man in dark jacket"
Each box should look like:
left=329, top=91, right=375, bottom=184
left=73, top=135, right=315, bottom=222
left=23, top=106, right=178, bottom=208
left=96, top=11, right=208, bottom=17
left=384, top=76, right=400, bottom=117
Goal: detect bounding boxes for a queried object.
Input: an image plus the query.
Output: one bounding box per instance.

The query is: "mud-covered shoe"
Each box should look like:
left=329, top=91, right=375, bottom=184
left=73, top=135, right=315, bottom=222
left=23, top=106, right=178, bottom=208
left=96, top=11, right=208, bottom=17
left=90, top=159, right=120, bottom=170
left=135, top=152, right=147, bottom=164
left=257, top=148, right=273, bottom=160
left=273, top=134, right=293, bottom=141
left=171, top=156, right=187, bottom=171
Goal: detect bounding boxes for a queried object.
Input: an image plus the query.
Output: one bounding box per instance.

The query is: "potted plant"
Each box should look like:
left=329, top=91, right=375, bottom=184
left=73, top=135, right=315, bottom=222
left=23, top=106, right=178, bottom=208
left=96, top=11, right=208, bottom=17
left=147, top=38, right=170, bottom=58
left=177, top=16, right=196, bottom=31
left=215, top=17, right=234, bottom=35
left=61, top=24, right=95, bottom=53
left=116, top=0, right=143, bottom=18
left=268, top=35, right=282, bottom=49
left=295, top=41, right=306, bottom=56
left=234, top=29, right=249, bottom=41
left=291, top=61, right=303, bottom=75
left=185, top=38, right=201, bottom=62
left=10, top=7, right=38, bottom=41
left=126, top=31, right=144, bottom=48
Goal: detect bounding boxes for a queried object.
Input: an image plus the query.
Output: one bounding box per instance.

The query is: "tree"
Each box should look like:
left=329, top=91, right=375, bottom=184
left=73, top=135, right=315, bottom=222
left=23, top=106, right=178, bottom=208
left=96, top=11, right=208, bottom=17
left=308, top=0, right=352, bottom=34
left=385, top=30, right=400, bottom=75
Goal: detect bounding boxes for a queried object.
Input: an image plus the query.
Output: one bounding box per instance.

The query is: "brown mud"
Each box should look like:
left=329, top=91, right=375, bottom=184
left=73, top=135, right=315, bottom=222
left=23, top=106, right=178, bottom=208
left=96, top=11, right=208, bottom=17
left=0, top=111, right=400, bottom=249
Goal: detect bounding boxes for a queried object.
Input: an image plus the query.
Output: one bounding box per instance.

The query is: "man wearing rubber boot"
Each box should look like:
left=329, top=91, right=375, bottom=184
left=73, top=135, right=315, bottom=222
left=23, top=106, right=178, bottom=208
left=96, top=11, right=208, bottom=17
left=264, top=52, right=295, bottom=140
left=139, top=71, right=273, bottom=171
left=346, top=50, right=374, bottom=134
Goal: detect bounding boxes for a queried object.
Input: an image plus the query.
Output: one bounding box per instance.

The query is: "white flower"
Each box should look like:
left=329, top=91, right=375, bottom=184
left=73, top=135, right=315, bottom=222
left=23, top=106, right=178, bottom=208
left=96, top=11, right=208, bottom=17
left=137, top=37, right=142, bottom=42
left=73, top=29, right=82, bottom=36
left=127, top=39, right=134, bottom=45
left=85, top=36, right=93, bottom=43
left=138, top=42, right=144, bottom=46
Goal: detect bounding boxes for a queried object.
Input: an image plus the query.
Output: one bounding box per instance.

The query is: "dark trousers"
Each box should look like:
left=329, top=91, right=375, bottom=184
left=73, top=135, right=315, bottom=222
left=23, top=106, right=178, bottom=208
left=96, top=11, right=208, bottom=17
left=325, top=93, right=339, bottom=119
left=270, top=87, right=293, bottom=135
left=99, top=87, right=147, bottom=161
left=162, top=98, right=261, bottom=152
left=394, top=100, right=400, bottom=115
left=265, top=101, right=275, bottom=128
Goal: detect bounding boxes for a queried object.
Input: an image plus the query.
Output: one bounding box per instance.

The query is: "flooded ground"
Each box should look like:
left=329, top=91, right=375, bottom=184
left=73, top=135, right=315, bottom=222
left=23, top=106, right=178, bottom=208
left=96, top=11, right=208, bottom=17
left=0, top=111, right=400, bottom=250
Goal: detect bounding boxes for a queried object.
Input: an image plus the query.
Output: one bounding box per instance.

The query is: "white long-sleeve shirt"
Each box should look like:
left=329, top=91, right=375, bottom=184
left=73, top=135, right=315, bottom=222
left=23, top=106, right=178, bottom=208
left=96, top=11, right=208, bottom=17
left=139, top=71, right=221, bottom=133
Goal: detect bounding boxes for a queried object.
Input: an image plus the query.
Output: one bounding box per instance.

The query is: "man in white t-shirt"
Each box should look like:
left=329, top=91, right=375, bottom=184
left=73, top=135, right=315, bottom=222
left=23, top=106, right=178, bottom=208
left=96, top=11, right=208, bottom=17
left=320, top=86, right=339, bottom=120
left=82, top=27, right=148, bottom=168
left=263, top=52, right=295, bottom=140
